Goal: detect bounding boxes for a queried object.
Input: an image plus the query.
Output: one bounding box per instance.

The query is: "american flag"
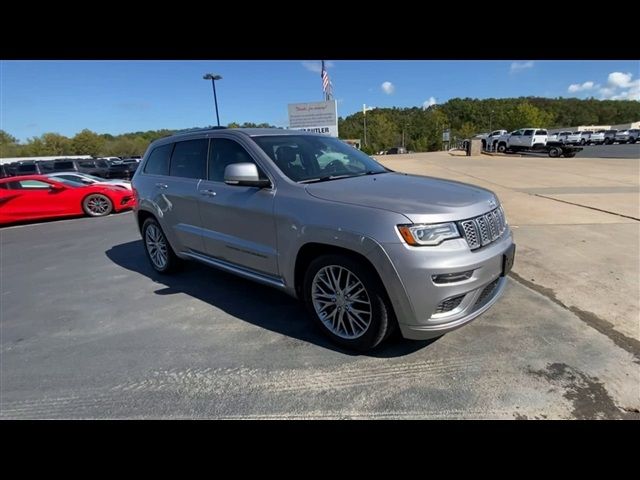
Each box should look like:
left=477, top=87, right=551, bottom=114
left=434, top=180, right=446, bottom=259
left=321, top=60, right=332, bottom=100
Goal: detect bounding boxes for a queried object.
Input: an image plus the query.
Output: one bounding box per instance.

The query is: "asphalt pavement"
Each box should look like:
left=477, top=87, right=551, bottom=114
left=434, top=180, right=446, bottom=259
left=1, top=212, right=638, bottom=419
left=518, top=143, right=640, bottom=159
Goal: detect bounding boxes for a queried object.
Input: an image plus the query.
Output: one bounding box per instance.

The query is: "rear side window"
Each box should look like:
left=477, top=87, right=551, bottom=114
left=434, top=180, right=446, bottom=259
left=78, top=161, right=96, bottom=167
left=54, top=161, right=75, bottom=170
left=170, top=139, right=208, bottom=179
left=144, top=144, right=173, bottom=176
left=535, top=130, right=547, bottom=135
left=524, top=129, right=535, bottom=135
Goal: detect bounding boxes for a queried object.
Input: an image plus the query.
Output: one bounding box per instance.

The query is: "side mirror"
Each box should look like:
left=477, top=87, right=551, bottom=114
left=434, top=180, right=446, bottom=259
left=224, top=163, right=270, bottom=188
left=49, top=183, right=66, bottom=192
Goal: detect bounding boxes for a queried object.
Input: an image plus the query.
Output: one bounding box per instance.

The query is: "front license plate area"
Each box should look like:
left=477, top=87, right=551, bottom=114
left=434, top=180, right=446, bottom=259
left=502, top=244, right=516, bottom=276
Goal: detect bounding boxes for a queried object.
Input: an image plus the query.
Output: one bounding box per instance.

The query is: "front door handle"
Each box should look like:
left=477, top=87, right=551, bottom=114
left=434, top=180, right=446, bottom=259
left=200, top=189, right=217, bottom=197
left=155, top=183, right=168, bottom=189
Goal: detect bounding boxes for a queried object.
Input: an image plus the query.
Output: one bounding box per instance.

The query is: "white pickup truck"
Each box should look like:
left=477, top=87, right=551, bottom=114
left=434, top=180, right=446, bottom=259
left=483, top=130, right=508, bottom=151
left=495, top=128, right=548, bottom=153
left=587, top=130, right=606, bottom=145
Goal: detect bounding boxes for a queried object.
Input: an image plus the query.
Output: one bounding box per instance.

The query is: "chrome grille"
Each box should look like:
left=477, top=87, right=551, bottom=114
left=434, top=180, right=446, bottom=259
left=458, top=207, right=507, bottom=250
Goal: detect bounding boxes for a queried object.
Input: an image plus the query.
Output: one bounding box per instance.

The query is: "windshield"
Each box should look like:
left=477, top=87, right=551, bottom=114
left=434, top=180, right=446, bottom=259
left=252, top=135, right=388, bottom=182
left=75, top=173, right=104, bottom=182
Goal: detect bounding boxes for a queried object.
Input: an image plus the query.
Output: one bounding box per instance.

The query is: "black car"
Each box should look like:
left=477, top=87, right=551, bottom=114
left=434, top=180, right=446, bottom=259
left=38, top=158, right=113, bottom=178
left=6, top=161, right=44, bottom=176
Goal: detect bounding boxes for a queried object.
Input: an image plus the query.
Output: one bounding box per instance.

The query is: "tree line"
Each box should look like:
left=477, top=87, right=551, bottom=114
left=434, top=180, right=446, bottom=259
left=1, top=98, right=639, bottom=158
left=0, top=122, right=279, bottom=159
left=338, top=97, right=640, bottom=154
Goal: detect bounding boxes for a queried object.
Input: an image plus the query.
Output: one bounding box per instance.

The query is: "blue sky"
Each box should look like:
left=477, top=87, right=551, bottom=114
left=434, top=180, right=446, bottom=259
left=2, top=60, right=639, bottom=141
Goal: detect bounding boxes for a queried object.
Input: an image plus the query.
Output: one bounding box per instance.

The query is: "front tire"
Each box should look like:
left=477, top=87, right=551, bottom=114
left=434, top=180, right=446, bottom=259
left=497, top=143, right=507, bottom=153
left=548, top=147, right=561, bottom=158
left=303, top=254, right=394, bottom=351
left=82, top=194, right=113, bottom=217
left=142, top=217, right=181, bottom=274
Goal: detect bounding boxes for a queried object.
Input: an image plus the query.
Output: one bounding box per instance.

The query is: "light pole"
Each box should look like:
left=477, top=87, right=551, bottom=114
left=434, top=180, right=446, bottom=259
left=203, top=73, right=222, bottom=126
left=363, top=104, right=373, bottom=147
left=489, top=109, right=494, bottom=132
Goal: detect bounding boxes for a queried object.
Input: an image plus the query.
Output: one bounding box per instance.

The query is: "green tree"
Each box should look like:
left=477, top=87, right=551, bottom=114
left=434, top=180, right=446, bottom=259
left=0, top=130, right=20, bottom=157
left=71, top=129, right=104, bottom=156
left=42, top=133, right=72, bottom=155
left=504, top=102, right=555, bottom=131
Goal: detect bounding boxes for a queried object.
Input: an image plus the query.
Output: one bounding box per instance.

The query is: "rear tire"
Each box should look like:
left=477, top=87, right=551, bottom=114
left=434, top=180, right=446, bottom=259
left=82, top=194, right=113, bottom=217
left=142, top=217, right=181, bottom=274
left=629, top=138, right=636, bottom=144
left=303, top=254, right=395, bottom=351
left=497, top=143, right=507, bottom=153
left=548, top=147, right=560, bottom=158
left=580, top=139, right=586, bottom=145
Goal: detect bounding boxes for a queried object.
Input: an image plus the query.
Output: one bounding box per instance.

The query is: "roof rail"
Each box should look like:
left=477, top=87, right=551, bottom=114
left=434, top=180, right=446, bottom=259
left=172, top=126, right=227, bottom=136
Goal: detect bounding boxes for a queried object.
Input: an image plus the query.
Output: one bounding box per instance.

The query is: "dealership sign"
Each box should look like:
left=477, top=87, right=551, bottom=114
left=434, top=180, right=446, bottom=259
left=288, top=100, right=338, bottom=137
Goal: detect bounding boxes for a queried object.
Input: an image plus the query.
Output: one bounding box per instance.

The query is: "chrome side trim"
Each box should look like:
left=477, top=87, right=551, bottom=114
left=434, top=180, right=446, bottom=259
left=182, top=251, right=286, bottom=289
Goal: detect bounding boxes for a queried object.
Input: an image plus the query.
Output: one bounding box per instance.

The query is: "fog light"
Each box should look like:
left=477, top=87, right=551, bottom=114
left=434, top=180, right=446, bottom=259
left=432, top=270, right=473, bottom=284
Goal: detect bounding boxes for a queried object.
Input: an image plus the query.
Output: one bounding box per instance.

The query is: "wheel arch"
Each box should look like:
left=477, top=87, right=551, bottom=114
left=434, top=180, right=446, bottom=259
left=292, top=239, right=416, bottom=326
left=136, top=208, right=156, bottom=234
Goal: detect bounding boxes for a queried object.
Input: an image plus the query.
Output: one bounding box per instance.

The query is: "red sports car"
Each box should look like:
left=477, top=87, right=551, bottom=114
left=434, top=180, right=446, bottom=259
left=0, top=175, right=137, bottom=226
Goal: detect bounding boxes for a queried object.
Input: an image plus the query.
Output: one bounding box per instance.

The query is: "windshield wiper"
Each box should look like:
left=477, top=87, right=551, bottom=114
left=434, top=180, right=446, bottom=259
left=298, top=174, right=356, bottom=184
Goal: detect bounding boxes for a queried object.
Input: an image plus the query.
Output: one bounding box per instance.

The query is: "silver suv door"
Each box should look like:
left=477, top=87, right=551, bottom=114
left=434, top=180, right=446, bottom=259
left=161, top=139, right=208, bottom=253
left=197, top=136, right=279, bottom=276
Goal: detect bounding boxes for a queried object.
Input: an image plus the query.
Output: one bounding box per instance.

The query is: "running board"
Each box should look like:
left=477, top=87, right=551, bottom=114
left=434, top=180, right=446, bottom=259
left=182, top=251, right=286, bottom=289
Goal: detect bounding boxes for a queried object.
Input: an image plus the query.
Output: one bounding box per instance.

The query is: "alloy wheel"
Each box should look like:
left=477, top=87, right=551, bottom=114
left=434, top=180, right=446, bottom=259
left=311, top=265, right=372, bottom=339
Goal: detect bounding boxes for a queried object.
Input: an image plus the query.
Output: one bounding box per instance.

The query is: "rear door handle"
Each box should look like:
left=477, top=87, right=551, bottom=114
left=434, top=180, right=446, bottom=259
left=200, top=189, right=217, bottom=197
left=155, top=183, right=168, bottom=189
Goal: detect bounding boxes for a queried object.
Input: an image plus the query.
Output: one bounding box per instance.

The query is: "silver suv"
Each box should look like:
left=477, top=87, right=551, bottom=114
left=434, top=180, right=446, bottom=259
left=132, top=128, right=515, bottom=351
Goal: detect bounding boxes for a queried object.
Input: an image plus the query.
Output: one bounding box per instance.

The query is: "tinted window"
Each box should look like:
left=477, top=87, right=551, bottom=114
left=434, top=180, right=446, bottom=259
left=54, top=161, right=75, bottom=170
left=170, top=139, right=208, bottom=179
left=78, top=161, right=96, bottom=167
left=17, top=164, right=37, bottom=173
left=95, top=160, right=109, bottom=168
left=208, top=138, right=262, bottom=182
left=535, top=130, right=547, bottom=135
left=524, top=129, right=535, bottom=135
left=144, top=144, right=173, bottom=176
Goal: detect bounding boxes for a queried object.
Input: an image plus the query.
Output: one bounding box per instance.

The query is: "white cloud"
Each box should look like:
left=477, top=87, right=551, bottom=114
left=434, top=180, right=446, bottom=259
left=422, top=97, right=437, bottom=109
left=381, top=81, right=395, bottom=94
left=607, top=72, right=633, bottom=88
left=510, top=61, right=534, bottom=73
left=301, top=61, right=334, bottom=73
left=597, top=72, right=640, bottom=100
left=568, top=81, right=596, bottom=93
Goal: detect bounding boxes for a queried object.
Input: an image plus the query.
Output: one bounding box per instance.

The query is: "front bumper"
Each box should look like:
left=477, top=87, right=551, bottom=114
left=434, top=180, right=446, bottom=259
left=381, top=231, right=514, bottom=340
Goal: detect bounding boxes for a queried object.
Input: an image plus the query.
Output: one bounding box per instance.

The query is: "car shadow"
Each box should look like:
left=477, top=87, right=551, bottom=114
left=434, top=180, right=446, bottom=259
left=105, top=240, right=439, bottom=357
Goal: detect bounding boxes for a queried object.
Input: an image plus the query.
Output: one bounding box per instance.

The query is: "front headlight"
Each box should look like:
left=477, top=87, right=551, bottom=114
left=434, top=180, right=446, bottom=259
left=397, top=222, right=460, bottom=246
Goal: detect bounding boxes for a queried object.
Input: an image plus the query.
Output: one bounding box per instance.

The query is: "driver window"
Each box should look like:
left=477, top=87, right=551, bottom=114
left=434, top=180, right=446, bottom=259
left=208, top=138, right=266, bottom=183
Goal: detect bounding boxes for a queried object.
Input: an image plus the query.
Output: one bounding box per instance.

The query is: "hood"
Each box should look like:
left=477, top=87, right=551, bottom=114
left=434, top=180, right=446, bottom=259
left=305, top=172, right=499, bottom=223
